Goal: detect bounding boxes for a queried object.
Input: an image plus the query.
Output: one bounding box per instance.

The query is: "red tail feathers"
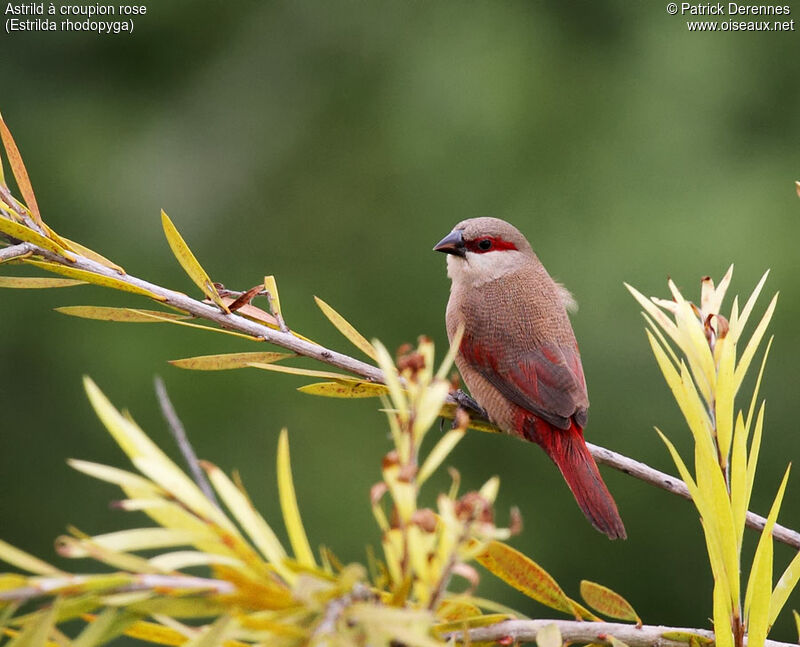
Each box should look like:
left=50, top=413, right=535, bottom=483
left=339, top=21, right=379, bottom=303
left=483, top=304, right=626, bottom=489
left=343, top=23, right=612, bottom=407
left=528, top=419, right=626, bottom=540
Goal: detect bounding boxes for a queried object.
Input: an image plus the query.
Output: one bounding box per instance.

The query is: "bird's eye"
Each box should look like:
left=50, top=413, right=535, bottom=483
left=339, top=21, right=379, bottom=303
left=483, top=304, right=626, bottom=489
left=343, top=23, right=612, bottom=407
left=478, top=238, right=492, bottom=251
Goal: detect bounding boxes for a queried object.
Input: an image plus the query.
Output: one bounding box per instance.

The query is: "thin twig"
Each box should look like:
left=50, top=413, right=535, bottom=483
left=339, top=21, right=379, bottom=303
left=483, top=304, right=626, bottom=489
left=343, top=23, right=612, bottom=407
left=154, top=376, right=221, bottom=510
left=446, top=619, right=796, bottom=647
left=0, top=242, right=34, bottom=262
left=8, top=235, right=800, bottom=550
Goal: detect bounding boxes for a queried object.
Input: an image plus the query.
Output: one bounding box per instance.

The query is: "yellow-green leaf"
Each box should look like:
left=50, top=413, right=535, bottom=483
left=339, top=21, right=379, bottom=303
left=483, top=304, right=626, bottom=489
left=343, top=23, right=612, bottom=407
left=6, top=599, right=59, bottom=647
left=170, top=351, right=292, bottom=371
left=56, top=306, right=189, bottom=322
left=297, top=381, right=388, bottom=398
left=475, top=541, right=575, bottom=616
left=73, top=608, right=119, bottom=647
left=59, top=236, right=124, bottom=274
left=0, top=218, right=75, bottom=259
left=183, top=616, right=233, bottom=647
left=0, top=116, right=42, bottom=227
left=201, top=461, right=292, bottom=584
left=26, top=260, right=164, bottom=300
left=277, top=429, right=316, bottom=568
left=248, top=362, right=359, bottom=381
left=579, top=580, right=641, bottom=624
left=745, top=465, right=791, bottom=647
left=0, top=539, right=62, bottom=576
left=661, top=632, right=714, bottom=645
left=0, top=277, right=85, bottom=288
left=769, top=547, right=800, bottom=627
left=536, top=622, right=562, bottom=647
left=314, top=296, right=377, bottom=361
left=264, top=275, right=282, bottom=317
left=417, top=428, right=465, bottom=487
left=161, top=210, right=228, bottom=313
left=793, top=610, right=800, bottom=641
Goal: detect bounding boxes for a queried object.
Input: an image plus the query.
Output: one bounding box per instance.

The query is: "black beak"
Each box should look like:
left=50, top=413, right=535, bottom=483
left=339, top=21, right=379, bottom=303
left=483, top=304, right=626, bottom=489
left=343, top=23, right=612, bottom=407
left=433, top=230, right=466, bottom=257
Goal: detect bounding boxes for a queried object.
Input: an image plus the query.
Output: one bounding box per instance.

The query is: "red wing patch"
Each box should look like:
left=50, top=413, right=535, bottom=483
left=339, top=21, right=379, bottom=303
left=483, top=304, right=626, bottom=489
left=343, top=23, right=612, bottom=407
left=461, top=334, right=588, bottom=430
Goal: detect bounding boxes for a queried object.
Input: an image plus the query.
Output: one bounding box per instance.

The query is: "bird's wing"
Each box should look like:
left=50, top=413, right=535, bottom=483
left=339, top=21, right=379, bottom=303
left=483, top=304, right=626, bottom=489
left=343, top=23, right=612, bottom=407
left=460, top=333, right=588, bottom=430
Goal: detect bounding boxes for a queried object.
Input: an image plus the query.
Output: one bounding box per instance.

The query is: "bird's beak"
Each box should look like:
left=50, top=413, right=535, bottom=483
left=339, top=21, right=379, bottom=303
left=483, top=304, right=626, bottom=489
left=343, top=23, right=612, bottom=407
left=433, top=230, right=466, bottom=257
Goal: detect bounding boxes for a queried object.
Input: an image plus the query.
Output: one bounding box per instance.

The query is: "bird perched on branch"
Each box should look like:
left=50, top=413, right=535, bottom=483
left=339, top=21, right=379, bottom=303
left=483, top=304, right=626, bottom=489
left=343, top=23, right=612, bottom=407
left=434, top=217, right=626, bottom=539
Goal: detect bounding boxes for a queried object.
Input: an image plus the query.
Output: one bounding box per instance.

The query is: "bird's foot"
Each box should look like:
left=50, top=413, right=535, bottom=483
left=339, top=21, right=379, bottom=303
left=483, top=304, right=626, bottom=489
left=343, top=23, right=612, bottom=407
left=450, top=389, right=488, bottom=421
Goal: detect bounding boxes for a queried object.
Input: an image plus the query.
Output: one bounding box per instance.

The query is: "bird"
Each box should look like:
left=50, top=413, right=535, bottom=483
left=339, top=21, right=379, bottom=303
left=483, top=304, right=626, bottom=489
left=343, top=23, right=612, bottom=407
left=433, top=217, right=626, bottom=539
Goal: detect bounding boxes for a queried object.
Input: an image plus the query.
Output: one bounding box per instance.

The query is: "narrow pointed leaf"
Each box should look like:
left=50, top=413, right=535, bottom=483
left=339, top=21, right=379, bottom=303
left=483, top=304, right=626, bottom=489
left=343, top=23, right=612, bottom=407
left=59, top=237, right=125, bottom=273
left=0, top=540, right=62, bottom=576
left=56, top=306, right=189, bottom=323
left=417, top=428, right=466, bottom=486
left=745, top=465, right=791, bottom=646
left=73, top=608, right=119, bottom=647
left=127, top=309, right=260, bottom=340
left=26, top=261, right=164, bottom=300
left=170, top=352, right=292, bottom=371
left=297, top=381, right=389, bottom=398
left=0, top=277, right=85, bottom=289
left=734, top=293, right=778, bottom=390
left=314, top=296, right=377, bottom=361
left=264, top=275, right=282, bottom=316
left=475, top=541, right=575, bottom=616
left=201, top=462, right=292, bottom=584
left=0, top=218, right=74, bottom=259
left=277, top=429, right=316, bottom=568
left=579, top=580, right=641, bottom=624
left=161, top=210, right=229, bottom=312
left=0, top=116, right=42, bottom=227
left=183, top=616, right=233, bottom=647
left=248, top=362, right=359, bottom=381
left=769, top=546, right=800, bottom=626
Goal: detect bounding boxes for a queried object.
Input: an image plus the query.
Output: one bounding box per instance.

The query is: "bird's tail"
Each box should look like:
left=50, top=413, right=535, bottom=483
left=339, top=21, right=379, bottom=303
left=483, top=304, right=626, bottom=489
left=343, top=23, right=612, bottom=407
left=529, top=419, right=627, bottom=540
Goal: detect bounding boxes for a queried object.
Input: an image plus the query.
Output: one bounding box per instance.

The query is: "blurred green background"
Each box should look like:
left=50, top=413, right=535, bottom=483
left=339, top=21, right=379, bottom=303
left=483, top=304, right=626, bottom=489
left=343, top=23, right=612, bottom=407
left=1, top=0, right=799, bottom=638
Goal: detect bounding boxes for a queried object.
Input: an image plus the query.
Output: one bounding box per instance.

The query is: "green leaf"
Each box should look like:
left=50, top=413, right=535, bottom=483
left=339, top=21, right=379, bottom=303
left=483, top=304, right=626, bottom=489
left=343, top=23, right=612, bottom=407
left=277, top=429, right=316, bottom=568
left=579, top=580, right=641, bottom=624
left=56, top=306, right=189, bottom=322
left=475, top=541, right=575, bottom=617
left=297, top=381, right=389, bottom=398
left=0, top=276, right=85, bottom=288
left=170, top=351, right=293, bottom=371
left=160, top=210, right=229, bottom=312
left=314, top=296, right=377, bottom=361
left=0, top=115, right=43, bottom=227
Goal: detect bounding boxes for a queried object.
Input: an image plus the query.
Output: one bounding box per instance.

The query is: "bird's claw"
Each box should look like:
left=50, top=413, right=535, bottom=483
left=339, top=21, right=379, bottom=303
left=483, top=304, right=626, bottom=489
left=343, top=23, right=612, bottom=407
left=450, top=389, right=489, bottom=424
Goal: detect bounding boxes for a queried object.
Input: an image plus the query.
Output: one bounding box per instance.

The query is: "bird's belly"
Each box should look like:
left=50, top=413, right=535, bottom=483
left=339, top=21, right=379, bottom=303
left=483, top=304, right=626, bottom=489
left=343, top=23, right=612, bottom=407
left=455, top=357, right=527, bottom=438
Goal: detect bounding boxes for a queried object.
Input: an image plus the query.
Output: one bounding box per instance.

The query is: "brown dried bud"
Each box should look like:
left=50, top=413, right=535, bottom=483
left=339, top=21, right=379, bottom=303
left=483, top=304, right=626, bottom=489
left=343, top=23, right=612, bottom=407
left=397, top=462, right=418, bottom=483
left=397, top=350, right=426, bottom=374
left=454, top=407, right=470, bottom=431
left=715, top=313, right=730, bottom=339
left=509, top=506, right=523, bottom=535
left=449, top=371, right=462, bottom=392
left=370, top=482, right=388, bottom=506
left=411, top=508, right=438, bottom=533
left=395, top=343, right=413, bottom=360
left=455, top=491, right=493, bottom=523
left=382, top=450, right=399, bottom=471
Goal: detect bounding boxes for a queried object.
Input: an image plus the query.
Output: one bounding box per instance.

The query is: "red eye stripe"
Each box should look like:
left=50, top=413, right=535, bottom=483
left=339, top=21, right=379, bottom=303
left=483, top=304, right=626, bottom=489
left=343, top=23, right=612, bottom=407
left=464, top=236, right=518, bottom=254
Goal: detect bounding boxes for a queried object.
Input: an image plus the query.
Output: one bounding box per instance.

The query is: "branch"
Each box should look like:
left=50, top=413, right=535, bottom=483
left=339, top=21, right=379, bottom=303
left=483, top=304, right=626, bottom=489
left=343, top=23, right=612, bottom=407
left=446, top=619, right=796, bottom=647
left=154, top=376, right=220, bottom=510
left=0, top=241, right=34, bottom=263
left=6, top=239, right=800, bottom=550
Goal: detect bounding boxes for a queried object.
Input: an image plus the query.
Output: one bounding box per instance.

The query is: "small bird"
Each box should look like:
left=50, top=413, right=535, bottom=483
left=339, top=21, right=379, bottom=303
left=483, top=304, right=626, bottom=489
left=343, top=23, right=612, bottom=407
left=434, top=217, right=626, bottom=539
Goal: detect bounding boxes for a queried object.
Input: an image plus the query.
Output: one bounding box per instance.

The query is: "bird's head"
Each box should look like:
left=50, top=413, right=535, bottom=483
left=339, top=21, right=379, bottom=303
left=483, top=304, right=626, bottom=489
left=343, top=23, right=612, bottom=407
left=433, top=217, right=534, bottom=286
